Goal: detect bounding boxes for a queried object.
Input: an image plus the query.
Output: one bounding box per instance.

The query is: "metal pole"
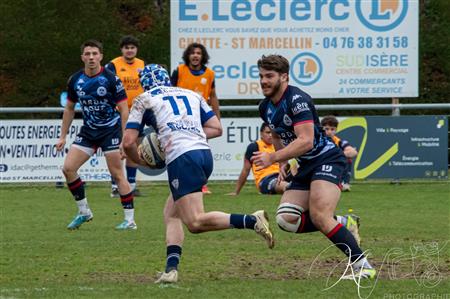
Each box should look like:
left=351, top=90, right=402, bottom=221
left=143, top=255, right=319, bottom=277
left=391, top=98, right=400, bottom=116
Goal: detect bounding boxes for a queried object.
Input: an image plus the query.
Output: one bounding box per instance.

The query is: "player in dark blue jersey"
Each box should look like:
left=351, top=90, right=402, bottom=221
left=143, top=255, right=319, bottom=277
left=321, top=115, right=358, bottom=192
left=56, top=39, right=136, bottom=231
left=251, top=55, right=376, bottom=280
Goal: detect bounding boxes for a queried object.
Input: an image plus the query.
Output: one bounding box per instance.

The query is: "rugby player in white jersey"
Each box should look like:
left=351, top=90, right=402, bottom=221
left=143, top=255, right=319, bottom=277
left=122, top=64, right=274, bottom=284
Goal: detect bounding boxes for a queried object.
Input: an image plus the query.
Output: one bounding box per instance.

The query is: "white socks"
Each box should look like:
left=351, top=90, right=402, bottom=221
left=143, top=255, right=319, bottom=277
left=76, top=198, right=90, bottom=215
left=124, top=209, right=135, bottom=223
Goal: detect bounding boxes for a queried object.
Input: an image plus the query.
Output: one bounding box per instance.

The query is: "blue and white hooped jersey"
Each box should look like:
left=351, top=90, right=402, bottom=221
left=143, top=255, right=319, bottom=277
left=127, top=86, right=216, bottom=164
left=259, top=85, right=336, bottom=164
left=67, top=67, right=127, bottom=131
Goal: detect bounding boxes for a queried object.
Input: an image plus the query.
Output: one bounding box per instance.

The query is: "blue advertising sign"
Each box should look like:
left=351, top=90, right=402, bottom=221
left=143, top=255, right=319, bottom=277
left=337, top=116, right=448, bottom=179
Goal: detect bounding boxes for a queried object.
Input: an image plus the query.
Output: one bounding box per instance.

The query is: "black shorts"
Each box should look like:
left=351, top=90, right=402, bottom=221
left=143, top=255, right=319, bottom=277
left=72, top=124, right=121, bottom=154
left=287, top=149, right=346, bottom=191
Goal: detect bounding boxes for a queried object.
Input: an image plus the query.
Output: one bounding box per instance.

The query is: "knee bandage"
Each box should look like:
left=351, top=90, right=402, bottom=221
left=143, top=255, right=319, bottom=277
left=276, top=203, right=304, bottom=233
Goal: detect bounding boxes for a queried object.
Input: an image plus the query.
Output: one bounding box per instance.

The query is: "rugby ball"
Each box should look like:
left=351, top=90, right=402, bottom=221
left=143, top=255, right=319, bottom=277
left=139, top=132, right=166, bottom=169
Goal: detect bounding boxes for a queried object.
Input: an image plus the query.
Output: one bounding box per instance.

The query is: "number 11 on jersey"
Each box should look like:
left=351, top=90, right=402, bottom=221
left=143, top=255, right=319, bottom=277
left=163, top=95, right=193, bottom=115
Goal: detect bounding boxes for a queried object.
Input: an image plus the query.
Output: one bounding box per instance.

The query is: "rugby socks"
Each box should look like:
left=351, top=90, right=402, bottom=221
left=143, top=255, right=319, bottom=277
left=75, top=198, right=90, bottom=215
left=165, top=245, right=182, bottom=273
left=296, top=211, right=319, bottom=233
left=230, top=214, right=257, bottom=229
left=326, top=223, right=364, bottom=263
left=68, top=177, right=85, bottom=201
left=67, top=178, right=89, bottom=214
left=126, top=166, right=137, bottom=191
left=120, top=192, right=135, bottom=222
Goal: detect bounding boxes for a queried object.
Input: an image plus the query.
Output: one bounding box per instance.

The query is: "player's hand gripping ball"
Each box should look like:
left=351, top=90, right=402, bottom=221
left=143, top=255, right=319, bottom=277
left=139, top=132, right=166, bottom=169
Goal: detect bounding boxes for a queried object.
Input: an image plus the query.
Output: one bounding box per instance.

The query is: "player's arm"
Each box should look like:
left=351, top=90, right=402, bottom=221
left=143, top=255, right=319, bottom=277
left=56, top=96, right=76, bottom=151
left=203, top=116, right=222, bottom=139
left=200, top=98, right=222, bottom=138
left=117, top=100, right=129, bottom=138
left=270, top=132, right=290, bottom=180
left=272, top=122, right=313, bottom=163
left=252, top=123, right=313, bottom=169
left=105, top=62, right=116, bottom=74
left=122, top=128, right=147, bottom=165
left=122, top=95, right=147, bottom=165
left=209, top=87, right=221, bottom=119
left=111, top=74, right=129, bottom=138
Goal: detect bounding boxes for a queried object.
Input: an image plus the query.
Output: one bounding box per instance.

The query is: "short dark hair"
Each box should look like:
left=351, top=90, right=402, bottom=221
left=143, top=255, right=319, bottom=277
left=182, top=43, right=209, bottom=66
left=120, top=35, right=139, bottom=48
left=260, top=122, right=270, bottom=132
left=320, top=115, right=339, bottom=127
left=257, top=54, right=289, bottom=74
left=80, top=39, right=103, bottom=54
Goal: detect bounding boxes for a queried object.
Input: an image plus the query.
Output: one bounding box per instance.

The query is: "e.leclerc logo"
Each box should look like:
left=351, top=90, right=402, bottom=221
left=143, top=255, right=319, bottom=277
left=356, top=0, right=408, bottom=32
left=290, top=53, right=323, bottom=86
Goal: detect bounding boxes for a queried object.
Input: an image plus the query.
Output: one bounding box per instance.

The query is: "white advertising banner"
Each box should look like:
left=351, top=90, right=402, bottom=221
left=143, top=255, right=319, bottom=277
left=0, top=120, right=114, bottom=182
left=170, top=0, right=419, bottom=99
left=0, top=119, right=262, bottom=183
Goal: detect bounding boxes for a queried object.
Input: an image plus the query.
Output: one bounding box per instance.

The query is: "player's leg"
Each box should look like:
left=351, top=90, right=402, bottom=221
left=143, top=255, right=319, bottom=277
left=274, top=168, right=324, bottom=234
left=105, top=151, right=135, bottom=229
left=169, top=150, right=274, bottom=248
left=125, top=157, right=140, bottom=196
left=155, top=194, right=184, bottom=284
left=174, top=192, right=274, bottom=248
left=309, top=179, right=375, bottom=279
left=274, top=169, right=353, bottom=235
left=259, top=173, right=283, bottom=195
left=63, top=144, right=93, bottom=229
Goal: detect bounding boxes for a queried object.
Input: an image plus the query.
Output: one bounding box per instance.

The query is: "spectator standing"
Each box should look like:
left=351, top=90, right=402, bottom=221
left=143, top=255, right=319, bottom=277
left=106, top=35, right=145, bottom=197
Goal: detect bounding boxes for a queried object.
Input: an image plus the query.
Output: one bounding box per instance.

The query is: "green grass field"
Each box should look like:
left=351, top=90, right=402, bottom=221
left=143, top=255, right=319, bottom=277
left=1, top=181, right=449, bottom=299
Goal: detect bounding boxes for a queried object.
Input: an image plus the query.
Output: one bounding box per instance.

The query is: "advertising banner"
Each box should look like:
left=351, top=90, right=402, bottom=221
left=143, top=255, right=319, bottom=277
left=337, top=116, right=448, bottom=179
left=0, top=119, right=263, bottom=182
left=0, top=116, right=447, bottom=182
left=171, top=0, right=419, bottom=99
left=0, top=120, right=113, bottom=182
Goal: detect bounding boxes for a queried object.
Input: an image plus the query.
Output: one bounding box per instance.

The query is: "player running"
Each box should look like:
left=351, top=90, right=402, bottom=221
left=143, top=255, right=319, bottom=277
left=252, top=55, right=375, bottom=279
left=122, top=64, right=274, bottom=284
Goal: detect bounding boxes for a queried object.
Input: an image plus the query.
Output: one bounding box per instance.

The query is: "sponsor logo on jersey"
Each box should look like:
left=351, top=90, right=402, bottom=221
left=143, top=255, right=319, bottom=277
left=98, top=77, right=107, bottom=85
left=292, top=102, right=310, bottom=115
left=97, top=86, right=107, bottom=96
left=76, top=80, right=85, bottom=97
left=167, top=120, right=201, bottom=134
left=283, top=115, right=292, bottom=126
left=292, top=94, right=302, bottom=102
